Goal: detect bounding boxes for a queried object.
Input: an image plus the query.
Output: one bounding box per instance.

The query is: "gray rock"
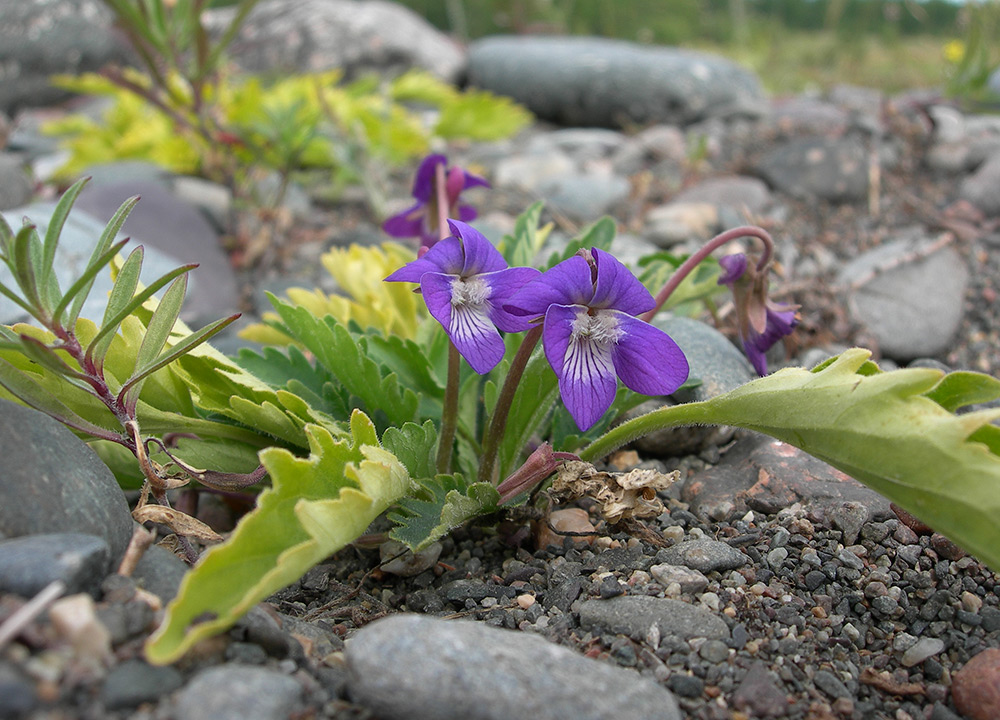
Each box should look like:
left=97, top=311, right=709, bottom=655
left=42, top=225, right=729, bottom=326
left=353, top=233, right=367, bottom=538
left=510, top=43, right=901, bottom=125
left=529, top=128, right=627, bottom=162
left=540, top=173, right=631, bottom=223
left=768, top=96, right=850, bottom=136
left=644, top=202, right=719, bottom=246
left=731, top=661, right=788, bottom=717
left=0, top=533, right=109, bottom=597
left=101, top=659, right=183, bottom=711
left=346, top=614, right=682, bottom=720
left=74, top=179, right=241, bottom=328
left=0, top=200, right=197, bottom=327
left=0, top=662, right=38, bottom=718
left=671, top=175, right=772, bottom=216
left=0, top=154, right=33, bottom=211
left=837, top=233, right=969, bottom=360
left=901, top=636, right=945, bottom=667
left=172, top=176, right=233, bottom=232
left=578, top=595, right=729, bottom=640
left=755, top=136, right=869, bottom=202
left=467, top=36, right=766, bottom=129
left=82, top=161, right=172, bottom=189
left=813, top=669, right=852, bottom=699
left=0, top=0, right=134, bottom=114
left=960, top=152, right=1000, bottom=215
left=656, top=316, right=756, bottom=402
left=205, top=0, right=463, bottom=82
left=650, top=563, right=710, bottom=594
left=828, top=501, right=870, bottom=546
left=0, top=399, right=133, bottom=564
left=656, top=538, right=748, bottom=573
left=174, top=665, right=303, bottom=720
left=494, top=150, right=576, bottom=194
left=608, top=233, right=660, bottom=272
left=612, top=124, right=687, bottom=175
left=131, top=544, right=188, bottom=604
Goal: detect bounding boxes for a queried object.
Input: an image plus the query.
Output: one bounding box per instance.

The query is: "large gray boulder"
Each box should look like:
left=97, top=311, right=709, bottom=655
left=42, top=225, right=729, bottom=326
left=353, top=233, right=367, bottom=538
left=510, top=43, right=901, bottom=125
left=466, top=35, right=767, bottom=128
left=0, top=0, right=134, bottom=114
left=204, top=0, right=464, bottom=82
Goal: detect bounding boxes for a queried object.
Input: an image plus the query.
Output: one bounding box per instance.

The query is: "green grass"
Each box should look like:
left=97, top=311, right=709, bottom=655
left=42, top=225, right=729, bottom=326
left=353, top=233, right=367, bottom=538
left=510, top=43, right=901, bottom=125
left=688, top=30, right=952, bottom=95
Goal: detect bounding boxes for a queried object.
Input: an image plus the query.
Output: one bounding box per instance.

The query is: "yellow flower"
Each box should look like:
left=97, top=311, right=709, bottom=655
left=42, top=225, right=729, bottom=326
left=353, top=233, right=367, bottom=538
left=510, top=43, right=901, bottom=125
left=944, top=40, right=966, bottom=64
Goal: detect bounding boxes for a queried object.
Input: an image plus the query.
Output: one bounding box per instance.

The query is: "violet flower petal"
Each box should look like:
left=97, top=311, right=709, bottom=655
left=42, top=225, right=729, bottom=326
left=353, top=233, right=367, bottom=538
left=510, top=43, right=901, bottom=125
left=382, top=202, right=426, bottom=238
left=503, top=255, right=594, bottom=319
left=384, top=236, right=464, bottom=282
left=420, top=272, right=505, bottom=374
left=447, top=220, right=506, bottom=275
left=718, top=253, right=748, bottom=286
left=483, top=267, right=542, bottom=333
left=542, top=303, right=619, bottom=430
left=610, top=312, right=689, bottom=396
left=411, top=154, right=447, bottom=202
left=590, top=248, right=655, bottom=315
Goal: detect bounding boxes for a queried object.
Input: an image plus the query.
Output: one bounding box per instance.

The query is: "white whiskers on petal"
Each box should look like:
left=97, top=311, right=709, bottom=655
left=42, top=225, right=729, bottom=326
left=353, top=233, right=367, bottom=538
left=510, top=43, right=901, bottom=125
left=563, top=309, right=620, bottom=385
left=451, top=276, right=492, bottom=307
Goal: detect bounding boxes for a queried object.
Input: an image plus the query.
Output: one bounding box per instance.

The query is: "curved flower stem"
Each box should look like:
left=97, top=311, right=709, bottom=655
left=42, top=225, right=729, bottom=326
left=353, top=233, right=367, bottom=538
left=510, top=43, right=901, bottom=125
left=579, top=400, right=716, bottom=463
left=436, top=161, right=450, bottom=243
left=639, top=225, right=774, bottom=323
left=478, top=325, right=543, bottom=485
left=437, top=342, right=461, bottom=474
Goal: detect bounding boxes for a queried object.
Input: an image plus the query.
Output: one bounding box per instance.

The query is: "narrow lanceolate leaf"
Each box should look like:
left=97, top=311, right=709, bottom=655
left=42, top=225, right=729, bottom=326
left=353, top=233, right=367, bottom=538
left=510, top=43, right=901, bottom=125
left=388, top=473, right=500, bottom=551
left=40, top=177, right=89, bottom=305
left=145, top=411, right=411, bottom=665
left=66, top=196, right=140, bottom=327
left=581, top=349, right=1000, bottom=573
left=87, top=246, right=144, bottom=366
left=0, top=358, right=121, bottom=443
left=52, top=239, right=130, bottom=327
left=10, top=224, right=42, bottom=310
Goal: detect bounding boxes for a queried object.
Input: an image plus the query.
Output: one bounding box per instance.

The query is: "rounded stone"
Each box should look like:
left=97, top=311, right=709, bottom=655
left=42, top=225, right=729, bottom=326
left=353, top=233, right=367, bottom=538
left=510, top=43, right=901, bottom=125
left=0, top=399, right=132, bottom=564
left=346, top=614, right=682, bottom=720
left=173, top=665, right=303, bottom=720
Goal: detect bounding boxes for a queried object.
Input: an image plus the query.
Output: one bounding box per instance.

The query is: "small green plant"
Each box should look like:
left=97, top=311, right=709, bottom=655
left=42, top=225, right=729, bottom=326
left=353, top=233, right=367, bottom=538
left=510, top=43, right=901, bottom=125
left=943, top=2, right=1000, bottom=108
left=6, top=163, right=1000, bottom=666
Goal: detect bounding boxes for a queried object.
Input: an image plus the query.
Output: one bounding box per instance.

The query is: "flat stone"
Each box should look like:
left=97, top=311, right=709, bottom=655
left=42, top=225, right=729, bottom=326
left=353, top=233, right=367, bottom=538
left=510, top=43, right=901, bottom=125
left=204, top=0, right=463, bottom=82
left=0, top=399, right=133, bottom=564
left=578, top=595, right=729, bottom=640
left=0, top=154, right=33, bottom=211
left=649, top=563, right=710, bottom=594
left=960, top=152, right=1000, bottom=215
left=755, top=136, right=869, bottom=202
left=0, top=661, right=38, bottom=718
left=130, top=544, right=188, bottom=604
left=0, top=533, right=109, bottom=597
left=681, top=433, right=893, bottom=521
left=837, top=233, right=969, bottom=360
left=655, top=539, right=748, bottom=573
left=671, top=175, right=772, bottom=215
left=74, top=179, right=240, bottom=328
left=101, top=659, right=183, bottom=711
left=346, top=614, right=682, bottom=720
left=539, top=173, right=631, bottom=223
left=644, top=202, right=719, bottom=246
left=732, top=661, right=789, bottom=717
left=467, top=36, right=766, bottom=129
left=173, top=665, right=303, bottom=720
left=0, top=0, right=134, bottom=114
left=814, top=669, right=851, bottom=699
left=901, top=637, right=945, bottom=667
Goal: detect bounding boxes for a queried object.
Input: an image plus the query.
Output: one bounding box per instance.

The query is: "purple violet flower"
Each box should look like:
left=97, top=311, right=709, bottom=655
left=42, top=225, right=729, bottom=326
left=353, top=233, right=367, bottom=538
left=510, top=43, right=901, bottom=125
left=385, top=220, right=538, bottom=374
left=504, top=249, right=689, bottom=431
left=382, top=154, right=489, bottom=249
left=718, top=253, right=798, bottom=376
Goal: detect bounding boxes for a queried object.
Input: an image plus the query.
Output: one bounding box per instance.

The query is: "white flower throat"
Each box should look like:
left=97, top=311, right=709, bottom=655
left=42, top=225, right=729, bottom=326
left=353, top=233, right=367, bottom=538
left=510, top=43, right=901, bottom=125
left=451, top=276, right=492, bottom=308
left=570, top=309, right=623, bottom=345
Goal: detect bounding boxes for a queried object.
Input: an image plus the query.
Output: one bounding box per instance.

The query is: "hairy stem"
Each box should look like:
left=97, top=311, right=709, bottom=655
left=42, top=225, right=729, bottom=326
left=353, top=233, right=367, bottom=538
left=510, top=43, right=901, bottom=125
left=640, top=225, right=774, bottom=323
left=579, top=400, right=716, bottom=463
left=478, top=326, right=543, bottom=485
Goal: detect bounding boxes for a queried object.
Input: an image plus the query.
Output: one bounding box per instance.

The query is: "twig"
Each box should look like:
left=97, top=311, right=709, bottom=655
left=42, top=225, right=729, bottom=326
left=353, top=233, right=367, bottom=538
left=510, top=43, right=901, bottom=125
left=0, top=581, right=66, bottom=651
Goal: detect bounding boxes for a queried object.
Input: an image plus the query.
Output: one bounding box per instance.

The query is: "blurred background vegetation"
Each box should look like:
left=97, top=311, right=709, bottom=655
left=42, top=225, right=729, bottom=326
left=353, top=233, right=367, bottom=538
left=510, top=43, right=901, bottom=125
left=389, top=0, right=998, bottom=94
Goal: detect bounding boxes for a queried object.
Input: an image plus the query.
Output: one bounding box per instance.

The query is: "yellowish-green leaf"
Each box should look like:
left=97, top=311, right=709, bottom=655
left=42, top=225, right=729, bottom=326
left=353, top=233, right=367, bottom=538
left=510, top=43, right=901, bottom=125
left=145, top=411, right=412, bottom=664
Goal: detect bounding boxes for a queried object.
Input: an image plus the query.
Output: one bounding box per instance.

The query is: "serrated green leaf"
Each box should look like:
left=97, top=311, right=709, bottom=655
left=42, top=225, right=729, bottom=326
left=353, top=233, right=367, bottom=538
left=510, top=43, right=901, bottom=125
left=271, top=298, right=419, bottom=428
left=435, top=90, right=533, bottom=141
left=582, top=349, right=1000, bottom=573
left=382, top=420, right=437, bottom=479
left=388, top=473, right=500, bottom=551
left=145, top=411, right=412, bottom=665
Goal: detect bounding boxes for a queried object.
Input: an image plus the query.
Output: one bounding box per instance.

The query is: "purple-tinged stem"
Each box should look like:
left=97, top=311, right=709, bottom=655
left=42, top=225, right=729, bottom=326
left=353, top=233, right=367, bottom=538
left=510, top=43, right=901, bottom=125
left=437, top=342, right=460, bottom=475
left=435, top=161, right=450, bottom=243
left=478, top=325, right=543, bottom=486
left=640, top=225, right=774, bottom=323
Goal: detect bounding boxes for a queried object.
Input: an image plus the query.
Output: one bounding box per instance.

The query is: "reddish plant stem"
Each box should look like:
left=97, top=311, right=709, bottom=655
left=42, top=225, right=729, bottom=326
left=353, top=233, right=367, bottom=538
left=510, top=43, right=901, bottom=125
left=639, top=225, right=774, bottom=323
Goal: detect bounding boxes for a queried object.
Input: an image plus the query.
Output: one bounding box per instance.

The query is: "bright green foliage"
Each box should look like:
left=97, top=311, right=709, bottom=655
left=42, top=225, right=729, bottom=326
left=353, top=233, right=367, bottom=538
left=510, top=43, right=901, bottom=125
left=144, top=411, right=412, bottom=664
left=636, top=251, right=726, bottom=315
left=389, top=473, right=500, bottom=551
left=44, top=68, right=531, bottom=187
left=582, top=349, right=1000, bottom=572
